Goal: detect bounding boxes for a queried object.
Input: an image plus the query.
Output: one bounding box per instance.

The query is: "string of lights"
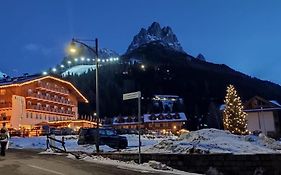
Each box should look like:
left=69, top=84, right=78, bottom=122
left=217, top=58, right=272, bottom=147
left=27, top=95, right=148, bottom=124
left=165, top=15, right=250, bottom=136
left=223, top=84, right=248, bottom=135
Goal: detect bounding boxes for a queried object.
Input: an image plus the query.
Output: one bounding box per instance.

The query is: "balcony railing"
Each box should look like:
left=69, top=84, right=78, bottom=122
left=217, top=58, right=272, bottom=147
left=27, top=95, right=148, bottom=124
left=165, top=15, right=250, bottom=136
left=37, top=82, right=70, bottom=96
left=0, top=103, right=12, bottom=109
left=26, top=93, right=74, bottom=107
left=26, top=105, right=75, bottom=116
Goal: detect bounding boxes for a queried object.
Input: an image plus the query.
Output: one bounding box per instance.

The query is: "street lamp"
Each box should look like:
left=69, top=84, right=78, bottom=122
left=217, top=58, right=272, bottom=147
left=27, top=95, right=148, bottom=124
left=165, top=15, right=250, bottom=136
left=68, top=38, right=100, bottom=153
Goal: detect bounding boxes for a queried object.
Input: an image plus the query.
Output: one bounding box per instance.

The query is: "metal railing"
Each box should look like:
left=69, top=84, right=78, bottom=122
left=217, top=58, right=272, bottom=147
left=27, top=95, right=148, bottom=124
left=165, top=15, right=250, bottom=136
left=46, top=135, right=82, bottom=159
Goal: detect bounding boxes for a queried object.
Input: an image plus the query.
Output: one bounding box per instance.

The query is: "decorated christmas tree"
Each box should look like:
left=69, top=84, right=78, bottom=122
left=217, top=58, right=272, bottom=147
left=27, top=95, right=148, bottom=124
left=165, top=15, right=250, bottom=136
left=223, top=84, right=248, bottom=134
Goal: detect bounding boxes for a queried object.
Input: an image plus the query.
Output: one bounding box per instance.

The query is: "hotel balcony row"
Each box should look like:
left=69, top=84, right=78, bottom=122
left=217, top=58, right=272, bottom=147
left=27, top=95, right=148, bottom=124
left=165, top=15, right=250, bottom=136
left=26, top=104, right=76, bottom=117
left=37, top=81, right=70, bottom=96
left=26, top=92, right=74, bottom=107
left=0, top=102, right=12, bottom=109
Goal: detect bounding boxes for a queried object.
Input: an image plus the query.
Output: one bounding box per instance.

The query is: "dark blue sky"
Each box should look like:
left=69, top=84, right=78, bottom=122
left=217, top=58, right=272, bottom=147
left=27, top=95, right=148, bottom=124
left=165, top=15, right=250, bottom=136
left=1, top=0, right=281, bottom=84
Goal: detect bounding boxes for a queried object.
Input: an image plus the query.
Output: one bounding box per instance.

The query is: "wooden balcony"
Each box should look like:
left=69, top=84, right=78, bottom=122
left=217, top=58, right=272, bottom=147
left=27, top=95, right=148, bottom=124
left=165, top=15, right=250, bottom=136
left=37, top=82, right=70, bottom=96
left=0, top=102, right=12, bottom=109
left=26, top=93, right=74, bottom=107
left=26, top=105, right=75, bottom=117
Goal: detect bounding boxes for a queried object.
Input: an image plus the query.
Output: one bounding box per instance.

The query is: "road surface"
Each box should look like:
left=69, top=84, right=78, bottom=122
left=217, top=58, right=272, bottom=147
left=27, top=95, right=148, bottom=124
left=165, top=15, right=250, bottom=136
left=0, top=149, right=172, bottom=175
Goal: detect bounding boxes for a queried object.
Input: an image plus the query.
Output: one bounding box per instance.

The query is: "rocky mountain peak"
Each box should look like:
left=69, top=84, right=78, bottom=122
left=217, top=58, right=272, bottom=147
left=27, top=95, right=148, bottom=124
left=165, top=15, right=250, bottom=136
left=127, top=22, right=184, bottom=54
left=196, top=53, right=206, bottom=61
left=0, top=71, right=7, bottom=79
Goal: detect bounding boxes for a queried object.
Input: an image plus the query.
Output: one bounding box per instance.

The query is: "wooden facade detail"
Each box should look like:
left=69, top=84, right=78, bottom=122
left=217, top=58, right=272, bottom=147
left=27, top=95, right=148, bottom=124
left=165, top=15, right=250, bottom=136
left=0, top=75, right=88, bottom=130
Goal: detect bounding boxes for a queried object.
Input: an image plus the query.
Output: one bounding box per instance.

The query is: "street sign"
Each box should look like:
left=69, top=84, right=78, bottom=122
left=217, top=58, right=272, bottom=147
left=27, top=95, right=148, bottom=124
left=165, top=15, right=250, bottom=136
left=122, top=91, right=142, bottom=164
left=123, top=91, right=141, bottom=100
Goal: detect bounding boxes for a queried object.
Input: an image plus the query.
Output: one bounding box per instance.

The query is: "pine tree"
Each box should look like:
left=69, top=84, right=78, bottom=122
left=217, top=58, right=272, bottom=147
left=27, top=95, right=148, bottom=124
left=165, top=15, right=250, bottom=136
left=223, top=85, right=248, bottom=134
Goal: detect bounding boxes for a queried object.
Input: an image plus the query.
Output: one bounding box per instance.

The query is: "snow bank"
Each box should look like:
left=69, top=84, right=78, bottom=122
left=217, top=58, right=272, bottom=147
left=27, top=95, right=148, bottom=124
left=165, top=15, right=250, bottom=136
left=9, top=135, right=114, bottom=153
left=65, top=153, right=199, bottom=175
left=9, top=129, right=281, bottom=154
left=9, top=134, right=161, bottom=153
left=122, top=134, right=174, bottom=147
left=124, top=129, right=281, bottom=154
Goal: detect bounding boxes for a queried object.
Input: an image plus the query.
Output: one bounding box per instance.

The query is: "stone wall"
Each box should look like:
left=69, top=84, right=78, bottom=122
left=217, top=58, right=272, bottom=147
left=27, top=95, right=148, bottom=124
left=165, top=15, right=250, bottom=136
left=97, top=153, right=281, bottom=175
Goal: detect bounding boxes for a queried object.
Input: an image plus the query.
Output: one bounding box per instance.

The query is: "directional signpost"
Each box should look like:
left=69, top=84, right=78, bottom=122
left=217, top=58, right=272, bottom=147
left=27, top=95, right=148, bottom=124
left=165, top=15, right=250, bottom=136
left=123, top=91, right=141, bottom=164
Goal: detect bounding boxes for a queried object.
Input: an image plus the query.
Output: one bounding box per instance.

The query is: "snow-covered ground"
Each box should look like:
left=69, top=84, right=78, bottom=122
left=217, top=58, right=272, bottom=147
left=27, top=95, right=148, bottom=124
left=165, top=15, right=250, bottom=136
left=124, top=129, right=281, bottom=154
left=9, top=129, right=281, bottom=154
left=9, top=134, right=167, bottom=153
left=62, top=65, right=96, bottom=76
left=64, top=153, right=200, bottom=175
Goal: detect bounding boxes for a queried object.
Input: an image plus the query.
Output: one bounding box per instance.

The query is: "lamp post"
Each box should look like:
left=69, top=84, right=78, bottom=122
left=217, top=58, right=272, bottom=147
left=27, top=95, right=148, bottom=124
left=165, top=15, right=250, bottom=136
left=68, top=38, right=100, bottom=153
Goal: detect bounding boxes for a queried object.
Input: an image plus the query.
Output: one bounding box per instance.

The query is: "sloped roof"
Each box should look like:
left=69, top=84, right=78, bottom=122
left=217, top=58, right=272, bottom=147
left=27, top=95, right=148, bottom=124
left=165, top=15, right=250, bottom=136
left=143, top=113, right=187, bottom=123
left=0, top=74, right=88, bottom=103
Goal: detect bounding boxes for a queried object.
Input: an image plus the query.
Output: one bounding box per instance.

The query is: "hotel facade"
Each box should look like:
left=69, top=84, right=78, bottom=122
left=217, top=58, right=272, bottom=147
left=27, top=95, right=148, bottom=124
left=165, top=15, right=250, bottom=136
left=0, top=75, right=89, bottom=131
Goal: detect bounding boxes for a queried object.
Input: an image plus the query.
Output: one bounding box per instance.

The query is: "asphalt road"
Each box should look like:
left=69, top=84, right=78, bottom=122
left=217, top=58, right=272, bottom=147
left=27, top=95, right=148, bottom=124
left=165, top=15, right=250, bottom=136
left=0, top=149, right=170, bottom=175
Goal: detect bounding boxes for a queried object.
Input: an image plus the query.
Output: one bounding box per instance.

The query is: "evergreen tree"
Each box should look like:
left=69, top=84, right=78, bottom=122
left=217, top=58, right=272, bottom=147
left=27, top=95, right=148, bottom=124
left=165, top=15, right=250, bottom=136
left=223, top=85, right=248, bottom=134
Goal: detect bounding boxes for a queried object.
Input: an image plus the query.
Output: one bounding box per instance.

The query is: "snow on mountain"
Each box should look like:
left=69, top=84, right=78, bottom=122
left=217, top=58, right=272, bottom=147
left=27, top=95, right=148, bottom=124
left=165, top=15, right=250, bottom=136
left=127, top=22, right=184, bottom=53
left=99, top=48, right=119, bottom=59
left=0, top=71, right=7, bottom=79
left=62, top=65, right=96, bottom=77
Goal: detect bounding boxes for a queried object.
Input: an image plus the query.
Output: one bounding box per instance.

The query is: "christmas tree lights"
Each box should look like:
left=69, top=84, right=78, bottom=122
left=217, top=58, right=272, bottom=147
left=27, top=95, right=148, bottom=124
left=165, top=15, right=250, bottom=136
left=223, top=84, right=248, bottom=135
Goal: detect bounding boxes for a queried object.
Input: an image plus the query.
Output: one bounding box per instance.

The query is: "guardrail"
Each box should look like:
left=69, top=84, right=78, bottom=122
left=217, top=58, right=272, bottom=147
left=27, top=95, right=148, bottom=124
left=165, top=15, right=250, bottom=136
left=46, top=135, right=82, bottom=159
left=46, top=134, right=67, bottom=152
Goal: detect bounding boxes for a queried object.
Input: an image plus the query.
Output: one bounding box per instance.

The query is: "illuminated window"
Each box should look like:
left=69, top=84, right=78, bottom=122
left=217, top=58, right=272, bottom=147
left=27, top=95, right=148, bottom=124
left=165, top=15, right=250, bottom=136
left=0, top=89, right=6, bottom=95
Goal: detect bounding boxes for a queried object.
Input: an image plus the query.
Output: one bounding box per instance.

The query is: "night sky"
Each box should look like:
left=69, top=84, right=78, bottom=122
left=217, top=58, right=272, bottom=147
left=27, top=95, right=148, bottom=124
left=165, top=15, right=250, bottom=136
left=1, top=0, right=281, bottom=84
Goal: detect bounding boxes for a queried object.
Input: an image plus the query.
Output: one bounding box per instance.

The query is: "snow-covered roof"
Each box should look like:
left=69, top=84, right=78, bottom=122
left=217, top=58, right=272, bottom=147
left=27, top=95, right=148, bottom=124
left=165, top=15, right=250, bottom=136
left=143, top=113, right=187, bottom=123
left=113, top=113, right=187, bottom=125
left=154, top=95, right=180, bottom=99
left=244, top=107, right=281, bottom=112
left=0, top=75, right=88, bottom=103
left=112, top=116, right=141, bottom=126
left=269, top=100, right=281, bottom=107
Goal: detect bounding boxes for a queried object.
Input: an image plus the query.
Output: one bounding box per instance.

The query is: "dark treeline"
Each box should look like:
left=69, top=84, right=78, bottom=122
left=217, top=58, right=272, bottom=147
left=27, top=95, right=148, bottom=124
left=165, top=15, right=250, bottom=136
left=62, top=42, right=281, bottom=130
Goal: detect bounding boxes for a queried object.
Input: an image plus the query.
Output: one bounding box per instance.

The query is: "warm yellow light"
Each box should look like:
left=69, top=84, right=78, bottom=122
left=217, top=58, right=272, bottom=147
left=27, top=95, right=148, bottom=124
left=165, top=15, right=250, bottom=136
left=0, top=75, right=89, bottom=103
left=173, top=125, right=177, bottom=129
left=69, top=48, right=77, bottom=53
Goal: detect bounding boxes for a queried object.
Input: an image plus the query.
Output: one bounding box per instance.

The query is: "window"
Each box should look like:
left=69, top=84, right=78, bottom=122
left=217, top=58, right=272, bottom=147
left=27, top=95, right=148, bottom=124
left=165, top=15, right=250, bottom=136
left=26, top=113, right=29, bottom=118
left=30, top=113, right=33, bottom=119
left=106, top=130, right=116, bottom=136
left=0, top=89, right=6, bottom=95
left=99, top=129, right=106, bottom=136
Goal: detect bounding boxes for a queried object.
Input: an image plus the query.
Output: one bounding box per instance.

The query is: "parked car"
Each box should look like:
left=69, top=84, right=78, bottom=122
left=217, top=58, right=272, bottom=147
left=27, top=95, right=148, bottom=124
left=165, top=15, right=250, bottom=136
left=78, top=128, right=128, bottom=149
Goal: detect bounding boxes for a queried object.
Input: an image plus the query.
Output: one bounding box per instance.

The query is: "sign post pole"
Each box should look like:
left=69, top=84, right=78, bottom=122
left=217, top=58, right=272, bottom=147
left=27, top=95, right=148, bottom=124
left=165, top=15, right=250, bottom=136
left=123, top=91, right=141, bottom=164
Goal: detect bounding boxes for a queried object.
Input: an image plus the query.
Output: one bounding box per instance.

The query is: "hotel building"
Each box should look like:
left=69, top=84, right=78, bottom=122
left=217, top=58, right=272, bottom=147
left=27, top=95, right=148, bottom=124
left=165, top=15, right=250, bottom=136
left=0, top=74, right=89, bottom=130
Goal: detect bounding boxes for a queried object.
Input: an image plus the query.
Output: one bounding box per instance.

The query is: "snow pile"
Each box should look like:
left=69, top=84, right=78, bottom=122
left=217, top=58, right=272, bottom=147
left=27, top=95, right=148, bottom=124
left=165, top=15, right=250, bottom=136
left=123, top=134, right=174, bottom=148
left=62, top=65, right=96, bottom=77
left=66, top=153, right=198, bottom=175
left=124, top=129, right=281, bottom=154
left=144, top=160, right=173, bottom=171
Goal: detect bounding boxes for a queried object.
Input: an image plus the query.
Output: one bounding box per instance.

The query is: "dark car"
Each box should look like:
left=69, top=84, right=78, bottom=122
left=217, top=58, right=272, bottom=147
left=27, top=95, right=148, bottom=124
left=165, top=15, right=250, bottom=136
left=78, top=128, right=128, bottom=149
